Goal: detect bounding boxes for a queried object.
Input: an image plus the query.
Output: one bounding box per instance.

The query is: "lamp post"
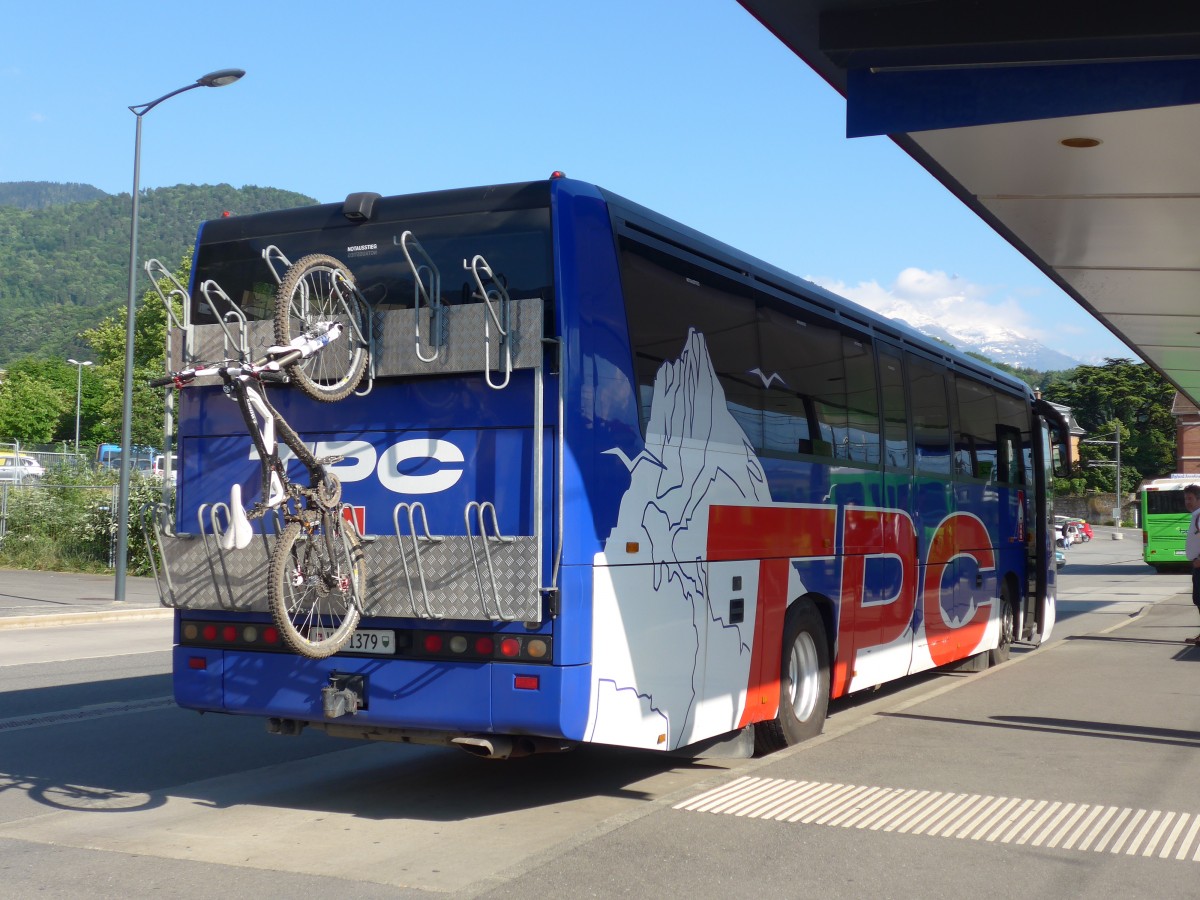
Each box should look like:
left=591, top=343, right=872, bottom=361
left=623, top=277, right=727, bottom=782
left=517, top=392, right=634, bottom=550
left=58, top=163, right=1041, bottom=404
left=115, top=68, right=245, bottom=603
left=66, top=358, right=92, bottom=454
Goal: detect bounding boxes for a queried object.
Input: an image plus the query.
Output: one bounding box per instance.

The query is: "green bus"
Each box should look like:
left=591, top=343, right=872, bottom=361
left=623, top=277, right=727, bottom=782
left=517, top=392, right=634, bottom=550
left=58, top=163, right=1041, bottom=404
left=1141, top=477, right=1196, bottom=570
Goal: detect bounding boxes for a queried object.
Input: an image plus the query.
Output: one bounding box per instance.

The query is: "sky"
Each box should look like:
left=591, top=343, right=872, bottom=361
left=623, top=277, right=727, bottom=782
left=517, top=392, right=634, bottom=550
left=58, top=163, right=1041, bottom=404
left=0, top=0, right=1134, bottom=364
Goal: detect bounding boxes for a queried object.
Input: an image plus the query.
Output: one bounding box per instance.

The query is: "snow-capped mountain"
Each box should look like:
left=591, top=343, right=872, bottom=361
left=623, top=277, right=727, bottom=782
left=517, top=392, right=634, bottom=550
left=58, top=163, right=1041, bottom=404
left=898, top=314, right=1084, bottom=371
left=814, top=270, right=1089, bottom=371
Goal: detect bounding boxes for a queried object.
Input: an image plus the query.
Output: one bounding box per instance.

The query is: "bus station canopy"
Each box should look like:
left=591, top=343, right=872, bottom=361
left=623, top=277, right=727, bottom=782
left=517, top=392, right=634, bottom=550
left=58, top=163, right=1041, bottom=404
left=738, top=2, right=1200, bottom=403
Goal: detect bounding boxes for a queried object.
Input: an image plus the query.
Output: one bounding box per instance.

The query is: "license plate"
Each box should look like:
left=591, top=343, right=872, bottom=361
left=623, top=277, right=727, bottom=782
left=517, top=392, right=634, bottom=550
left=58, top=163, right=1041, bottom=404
left=307, top=627, right=396, bottom=654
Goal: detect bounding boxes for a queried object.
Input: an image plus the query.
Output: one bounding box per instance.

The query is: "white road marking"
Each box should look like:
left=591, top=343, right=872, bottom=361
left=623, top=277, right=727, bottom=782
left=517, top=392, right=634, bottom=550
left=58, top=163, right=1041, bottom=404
left=675, top=776, right=1200, bottom=863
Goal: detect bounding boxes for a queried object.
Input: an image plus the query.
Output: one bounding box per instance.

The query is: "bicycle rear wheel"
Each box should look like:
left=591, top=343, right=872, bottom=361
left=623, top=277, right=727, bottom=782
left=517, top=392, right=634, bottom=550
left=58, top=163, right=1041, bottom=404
left=275, top=254, right=368, bottom=402
left=268, top=510, right=365, bottom=658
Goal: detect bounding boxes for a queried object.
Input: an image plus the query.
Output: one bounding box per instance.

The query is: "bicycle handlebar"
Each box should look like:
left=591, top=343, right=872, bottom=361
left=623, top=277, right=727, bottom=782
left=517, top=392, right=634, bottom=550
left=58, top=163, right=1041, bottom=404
left=150, top=322, right=343, bottom=390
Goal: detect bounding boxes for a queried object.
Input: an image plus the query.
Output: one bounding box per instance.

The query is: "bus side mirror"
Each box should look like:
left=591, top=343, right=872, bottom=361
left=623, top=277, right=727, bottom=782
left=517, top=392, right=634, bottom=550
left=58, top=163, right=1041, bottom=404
left=1050, top=430, right=1071, bottom=478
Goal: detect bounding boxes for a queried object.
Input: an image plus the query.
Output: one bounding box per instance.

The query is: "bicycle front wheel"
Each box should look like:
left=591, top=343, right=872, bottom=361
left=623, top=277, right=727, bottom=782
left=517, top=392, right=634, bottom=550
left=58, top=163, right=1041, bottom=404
left=268, top=511, right=365, bottom=658
left=275, top=254, right=368, bottom=402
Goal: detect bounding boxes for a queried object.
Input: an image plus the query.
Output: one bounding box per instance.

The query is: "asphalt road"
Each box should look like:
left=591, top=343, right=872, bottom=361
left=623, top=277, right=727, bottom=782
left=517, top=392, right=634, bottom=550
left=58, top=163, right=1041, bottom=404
left=2, top=530, right=1198, bottom=898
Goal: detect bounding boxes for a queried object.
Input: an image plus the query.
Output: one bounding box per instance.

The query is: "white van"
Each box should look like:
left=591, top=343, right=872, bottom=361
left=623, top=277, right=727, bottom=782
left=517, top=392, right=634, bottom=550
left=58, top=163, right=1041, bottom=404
left=0, top=454, right=46, bottom=483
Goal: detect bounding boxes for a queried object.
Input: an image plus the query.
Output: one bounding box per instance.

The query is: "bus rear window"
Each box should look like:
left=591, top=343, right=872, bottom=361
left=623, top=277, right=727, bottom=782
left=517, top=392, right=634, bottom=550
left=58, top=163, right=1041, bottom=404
left=1146, top=490, right=1188, bottom=516
left=190, top=207, right=553, bottom=327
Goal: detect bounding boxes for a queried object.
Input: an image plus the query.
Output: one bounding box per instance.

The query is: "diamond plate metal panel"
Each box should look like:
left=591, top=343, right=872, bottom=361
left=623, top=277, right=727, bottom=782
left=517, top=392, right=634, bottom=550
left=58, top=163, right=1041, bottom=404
left=171, top=320, right=276, bottom=370
left=160, top=533, right=541, bottom=622
left=371, top=536, right=541, bottom=621
left=372, top=298, right=543, bottom=377
left=172, top=297, right=542, bottom=381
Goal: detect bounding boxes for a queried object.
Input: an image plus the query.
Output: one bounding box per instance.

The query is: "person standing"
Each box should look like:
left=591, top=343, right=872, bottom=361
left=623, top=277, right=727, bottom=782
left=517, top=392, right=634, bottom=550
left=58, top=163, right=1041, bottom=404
left=1185, top=484, right=1200, bottom=644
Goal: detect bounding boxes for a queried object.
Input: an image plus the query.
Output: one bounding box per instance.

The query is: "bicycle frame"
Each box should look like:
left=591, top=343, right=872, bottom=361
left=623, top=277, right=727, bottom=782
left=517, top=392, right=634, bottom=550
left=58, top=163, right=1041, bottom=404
left=221, top=371, right=334, bottom=550
left=155, top=322, right=347, bottom=551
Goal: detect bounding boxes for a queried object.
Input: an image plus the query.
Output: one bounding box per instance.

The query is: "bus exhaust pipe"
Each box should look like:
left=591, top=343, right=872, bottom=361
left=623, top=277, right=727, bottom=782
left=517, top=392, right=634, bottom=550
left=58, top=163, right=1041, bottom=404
left=451, top=735, right=572, bottom=759
left=452, top=736, right=522, bottom=759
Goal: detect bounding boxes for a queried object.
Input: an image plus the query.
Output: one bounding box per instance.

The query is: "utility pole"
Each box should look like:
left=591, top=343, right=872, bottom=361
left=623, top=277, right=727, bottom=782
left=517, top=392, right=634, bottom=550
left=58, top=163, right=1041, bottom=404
left=1082, top=428, right=1122, bottom=526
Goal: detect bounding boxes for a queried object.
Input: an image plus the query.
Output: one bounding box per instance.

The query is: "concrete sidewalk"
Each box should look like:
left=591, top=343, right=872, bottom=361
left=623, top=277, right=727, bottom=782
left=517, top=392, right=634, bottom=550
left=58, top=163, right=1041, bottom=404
left=0, top=569, right=168, bottom=629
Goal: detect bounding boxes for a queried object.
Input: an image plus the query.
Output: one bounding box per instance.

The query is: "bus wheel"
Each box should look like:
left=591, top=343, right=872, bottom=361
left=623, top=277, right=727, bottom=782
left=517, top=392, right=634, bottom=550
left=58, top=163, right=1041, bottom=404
left=990, top=586, right=1016, bottom=667
left=754, top=600, right=830, bottom=755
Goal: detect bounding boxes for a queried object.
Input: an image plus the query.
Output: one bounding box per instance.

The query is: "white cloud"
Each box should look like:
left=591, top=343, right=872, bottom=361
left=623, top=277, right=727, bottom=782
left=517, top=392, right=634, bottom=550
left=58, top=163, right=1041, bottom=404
left=810, top=267, right=1047, bottom=344
left=29, top=112, right=46, bottom=123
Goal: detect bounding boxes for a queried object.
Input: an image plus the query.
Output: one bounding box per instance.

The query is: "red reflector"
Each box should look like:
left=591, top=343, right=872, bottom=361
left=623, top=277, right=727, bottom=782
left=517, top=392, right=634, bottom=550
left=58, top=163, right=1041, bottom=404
left=499, top=637, right=521, bottom=658
left=222, top=625, right=237, bottom=642
left=264, top=627, right=280, bottom=644
left=188, top=656, right=207, bottom=670
left=514, top=674, right=539, bottom=691
left=424, top=634, right=444, bottom=653
left=202, top=625, right=218, bottom=641
left=474, top=636, right=495, bottom=655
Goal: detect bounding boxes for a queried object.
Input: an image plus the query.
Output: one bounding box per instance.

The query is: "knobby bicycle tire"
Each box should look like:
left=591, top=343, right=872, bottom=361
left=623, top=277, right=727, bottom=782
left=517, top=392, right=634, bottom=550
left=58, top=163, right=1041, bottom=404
left=268, top=511, right=366, bottom=658
left=275, top=254, right=368, bottom=402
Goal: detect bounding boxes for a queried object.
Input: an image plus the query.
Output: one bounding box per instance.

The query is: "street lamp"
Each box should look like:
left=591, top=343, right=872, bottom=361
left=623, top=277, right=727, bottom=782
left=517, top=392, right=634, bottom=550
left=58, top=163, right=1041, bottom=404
left=116, top=68, right=245, bottom=603
left=66, top=359, right=93, bottom=454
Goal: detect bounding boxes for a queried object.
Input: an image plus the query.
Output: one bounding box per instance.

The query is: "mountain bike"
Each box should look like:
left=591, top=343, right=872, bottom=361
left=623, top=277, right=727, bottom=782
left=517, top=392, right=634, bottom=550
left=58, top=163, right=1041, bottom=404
left=152, top=256, right=368, bottom=658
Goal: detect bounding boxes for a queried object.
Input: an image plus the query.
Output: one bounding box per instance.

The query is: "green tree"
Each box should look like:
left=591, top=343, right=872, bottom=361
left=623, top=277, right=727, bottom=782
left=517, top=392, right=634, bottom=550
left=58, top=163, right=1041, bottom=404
left=1043, top=358, right=1176, bottom=494
left=0, top=371, right=69, bottom=443
left=81, top=252, right=190, bottom=450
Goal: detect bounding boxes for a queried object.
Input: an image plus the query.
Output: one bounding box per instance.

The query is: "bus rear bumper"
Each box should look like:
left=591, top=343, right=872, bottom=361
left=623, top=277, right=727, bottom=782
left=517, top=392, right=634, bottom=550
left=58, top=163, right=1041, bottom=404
left=173, top=646, right=591, bottom=744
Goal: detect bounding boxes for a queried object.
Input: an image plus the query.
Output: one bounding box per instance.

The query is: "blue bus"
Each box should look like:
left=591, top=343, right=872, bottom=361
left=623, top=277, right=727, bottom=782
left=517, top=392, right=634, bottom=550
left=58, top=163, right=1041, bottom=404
left=156, top=175, right=1069, bottom=757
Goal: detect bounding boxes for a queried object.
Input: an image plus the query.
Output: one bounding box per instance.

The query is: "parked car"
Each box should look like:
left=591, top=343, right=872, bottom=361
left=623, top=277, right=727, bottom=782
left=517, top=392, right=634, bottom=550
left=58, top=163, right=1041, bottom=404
left=0, top=454, right=45, bottom=482
left=1068, top=517, right=1094, bottom=541
left=1056, top=549, right=1066, bottom=569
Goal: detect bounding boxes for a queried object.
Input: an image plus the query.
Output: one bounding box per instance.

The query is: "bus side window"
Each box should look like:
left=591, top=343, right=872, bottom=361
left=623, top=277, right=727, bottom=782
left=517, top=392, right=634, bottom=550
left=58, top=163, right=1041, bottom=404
left=907, top=354, right=952, bottom=475
left=878, top=348, right=910, bottom=470
left=996, top=425, right=1022, bottom=485
left=843, top=335, right=879, bottom=464
left=760, top=306, right=831, bottom=459
left=954, top=375, right=999, bottom=480
left=996, top=393, right=1028, bottom=485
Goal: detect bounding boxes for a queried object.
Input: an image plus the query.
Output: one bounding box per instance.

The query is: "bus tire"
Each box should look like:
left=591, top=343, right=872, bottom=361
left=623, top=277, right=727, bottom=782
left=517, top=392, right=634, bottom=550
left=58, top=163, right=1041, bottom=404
left=754, top=599, right=830, bottom=755
left=989, top=585, right=1016, bottom=667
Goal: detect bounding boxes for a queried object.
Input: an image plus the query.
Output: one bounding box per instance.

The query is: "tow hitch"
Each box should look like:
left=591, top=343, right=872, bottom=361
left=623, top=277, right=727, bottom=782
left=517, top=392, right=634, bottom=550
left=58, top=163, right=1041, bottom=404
left=321, top=672, right=366, bottom=718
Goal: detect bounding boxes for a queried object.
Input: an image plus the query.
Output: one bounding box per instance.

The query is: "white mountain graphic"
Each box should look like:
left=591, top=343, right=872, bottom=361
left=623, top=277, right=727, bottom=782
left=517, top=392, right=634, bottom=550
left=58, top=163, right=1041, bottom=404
left=587, top=328, right=771, bottom=750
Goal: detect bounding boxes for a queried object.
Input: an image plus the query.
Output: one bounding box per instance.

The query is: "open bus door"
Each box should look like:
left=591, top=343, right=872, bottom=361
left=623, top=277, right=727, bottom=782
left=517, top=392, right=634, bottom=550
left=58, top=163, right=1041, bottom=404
left=1025, top=398, right=1073, bottom=644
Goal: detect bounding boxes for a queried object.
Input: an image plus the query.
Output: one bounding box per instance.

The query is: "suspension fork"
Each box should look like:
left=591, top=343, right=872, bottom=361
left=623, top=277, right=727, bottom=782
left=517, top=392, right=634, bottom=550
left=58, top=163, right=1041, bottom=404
left=230, top=378, right=289, bottom=508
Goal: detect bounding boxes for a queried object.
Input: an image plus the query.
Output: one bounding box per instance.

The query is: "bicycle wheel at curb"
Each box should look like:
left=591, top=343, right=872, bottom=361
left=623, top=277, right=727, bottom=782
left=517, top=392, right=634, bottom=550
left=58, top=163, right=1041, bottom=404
left=268, top=513, right=365, bottom=658
left=275, top=254, right=368, bottom=402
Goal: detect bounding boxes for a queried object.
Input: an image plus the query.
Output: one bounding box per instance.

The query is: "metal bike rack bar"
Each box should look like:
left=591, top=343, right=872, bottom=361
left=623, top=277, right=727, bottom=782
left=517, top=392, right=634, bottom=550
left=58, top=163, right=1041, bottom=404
left=261, top=245, right=293, bottom=285
left=465, top=501, right=517, bottom=621
left=198, top=280, right=251, bottom=361
left=140, top=502, right=176, bottom=608
left=396, top=231, right=446, bottom=363
left=392, top=502, right=445, bottom=620
left=465, top=254, right=513, bottom=390
left=145, top=258, right=194, bottom=364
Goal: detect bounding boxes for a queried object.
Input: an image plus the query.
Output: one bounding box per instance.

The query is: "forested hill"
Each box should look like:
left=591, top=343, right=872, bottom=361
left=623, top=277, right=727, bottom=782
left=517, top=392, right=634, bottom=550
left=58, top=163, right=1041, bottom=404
left=0, top=182, right=108, bottom=209
left=0, top=182, right=318, bottom=364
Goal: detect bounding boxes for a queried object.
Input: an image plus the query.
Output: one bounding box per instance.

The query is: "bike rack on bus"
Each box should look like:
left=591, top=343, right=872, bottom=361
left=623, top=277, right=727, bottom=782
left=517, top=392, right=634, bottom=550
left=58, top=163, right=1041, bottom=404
left=465, top=501, right=517, bottom=621
left=145, top=259, right=195, bottom=364
left=396, top=232, right=446, bottom=363
left=140, top=502, right=177, bottom=608
left=465, top=255, right=513, bottom=390
left=392, top=502, right=445, bottom=620
left=198, top=280, right=251, bottom=362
